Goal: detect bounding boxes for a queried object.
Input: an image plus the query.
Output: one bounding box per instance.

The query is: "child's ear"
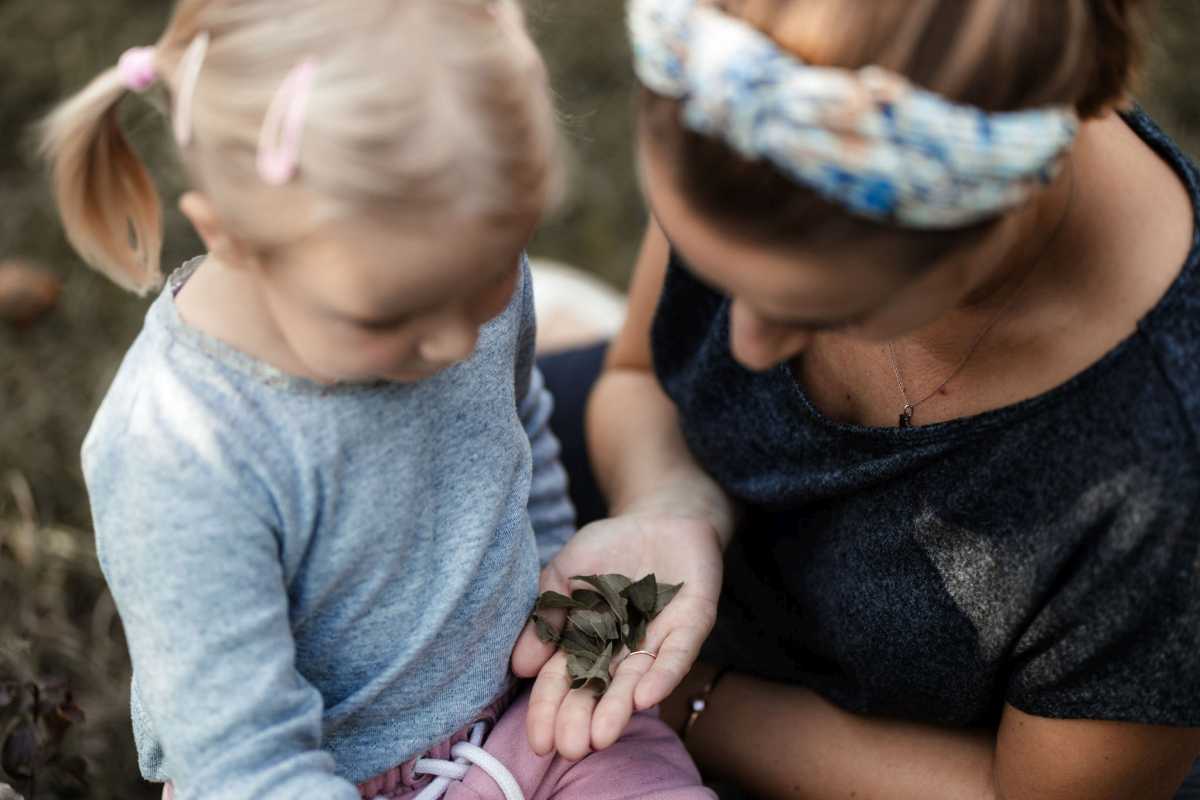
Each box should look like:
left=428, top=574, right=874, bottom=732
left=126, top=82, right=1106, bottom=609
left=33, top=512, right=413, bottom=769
left=179, top=192, right=262, bottom=271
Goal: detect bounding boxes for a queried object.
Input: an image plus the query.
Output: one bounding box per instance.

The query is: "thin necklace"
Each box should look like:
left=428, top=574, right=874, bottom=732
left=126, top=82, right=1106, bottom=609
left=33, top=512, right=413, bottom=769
left=886, top=161, right=1076, bottom=429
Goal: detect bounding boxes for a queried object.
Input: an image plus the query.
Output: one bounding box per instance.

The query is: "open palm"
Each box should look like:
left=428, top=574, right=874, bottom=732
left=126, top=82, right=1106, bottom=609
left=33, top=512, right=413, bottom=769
left=511, top=512, right=724, bottom=760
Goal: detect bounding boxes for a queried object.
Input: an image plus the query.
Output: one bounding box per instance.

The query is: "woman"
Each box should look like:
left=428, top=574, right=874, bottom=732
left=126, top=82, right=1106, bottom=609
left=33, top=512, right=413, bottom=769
left=515, top=0, right=1200, bottom=797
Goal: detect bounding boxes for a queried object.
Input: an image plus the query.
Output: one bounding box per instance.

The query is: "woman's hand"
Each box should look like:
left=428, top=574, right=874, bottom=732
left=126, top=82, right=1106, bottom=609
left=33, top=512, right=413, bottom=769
left=510, top=511, right=724, bottom=760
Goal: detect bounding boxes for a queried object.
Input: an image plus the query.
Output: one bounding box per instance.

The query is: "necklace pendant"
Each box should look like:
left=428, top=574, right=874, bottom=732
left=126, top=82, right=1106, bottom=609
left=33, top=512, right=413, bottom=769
left=899, top=405, right=915, bottom=429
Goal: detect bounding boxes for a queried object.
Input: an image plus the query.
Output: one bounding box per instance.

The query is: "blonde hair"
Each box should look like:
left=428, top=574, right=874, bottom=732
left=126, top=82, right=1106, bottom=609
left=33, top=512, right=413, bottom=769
left=41, top=0, right=562, bottom=295
left=643, top=0, right=1150, bottom=261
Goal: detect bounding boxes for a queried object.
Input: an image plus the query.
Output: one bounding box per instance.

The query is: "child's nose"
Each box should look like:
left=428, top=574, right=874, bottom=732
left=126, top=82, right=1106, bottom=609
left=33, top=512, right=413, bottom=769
left=417, top=319, right=479, bottom=366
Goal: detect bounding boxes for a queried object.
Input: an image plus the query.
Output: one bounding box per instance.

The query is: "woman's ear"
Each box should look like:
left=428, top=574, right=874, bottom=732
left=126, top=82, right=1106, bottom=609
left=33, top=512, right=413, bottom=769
left=179, top=192, right=262, bottom=271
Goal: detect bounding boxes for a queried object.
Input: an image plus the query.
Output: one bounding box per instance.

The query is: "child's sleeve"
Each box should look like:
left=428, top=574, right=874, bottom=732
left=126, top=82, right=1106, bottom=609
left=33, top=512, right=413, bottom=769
left=85, top=428, right=362, bottom=800
left=515, top=256, right=577, bottom=565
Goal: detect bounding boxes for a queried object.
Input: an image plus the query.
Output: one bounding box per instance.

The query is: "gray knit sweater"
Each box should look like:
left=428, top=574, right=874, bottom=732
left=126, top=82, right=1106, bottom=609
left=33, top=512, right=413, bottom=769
left=83, top=256, right=574, bottom=799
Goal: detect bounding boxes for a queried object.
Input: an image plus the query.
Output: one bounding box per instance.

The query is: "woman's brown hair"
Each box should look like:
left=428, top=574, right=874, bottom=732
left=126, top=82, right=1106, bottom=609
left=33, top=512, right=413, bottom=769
left=641, top=0, right=1152, bottom=264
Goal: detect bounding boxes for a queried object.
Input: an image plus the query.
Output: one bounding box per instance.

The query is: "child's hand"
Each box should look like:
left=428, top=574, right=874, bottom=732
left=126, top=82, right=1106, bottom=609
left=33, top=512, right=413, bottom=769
left=511, top=512, right=724, bottom=761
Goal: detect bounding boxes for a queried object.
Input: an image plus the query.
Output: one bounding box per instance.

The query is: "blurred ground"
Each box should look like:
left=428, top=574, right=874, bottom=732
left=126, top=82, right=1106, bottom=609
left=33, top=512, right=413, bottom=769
left=0, top=2, right=1197, bottom=798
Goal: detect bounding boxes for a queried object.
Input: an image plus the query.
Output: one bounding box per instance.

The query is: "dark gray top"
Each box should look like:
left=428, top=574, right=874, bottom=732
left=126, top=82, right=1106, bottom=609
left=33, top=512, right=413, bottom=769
left=652, top=111, right=1200, bottom=729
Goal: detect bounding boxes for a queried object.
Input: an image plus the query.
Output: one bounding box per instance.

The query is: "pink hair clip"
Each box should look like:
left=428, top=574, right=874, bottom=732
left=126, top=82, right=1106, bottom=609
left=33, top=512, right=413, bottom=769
left=118, top=47, right=158, bottom=93
left=257, top=59, right=319, bottom=186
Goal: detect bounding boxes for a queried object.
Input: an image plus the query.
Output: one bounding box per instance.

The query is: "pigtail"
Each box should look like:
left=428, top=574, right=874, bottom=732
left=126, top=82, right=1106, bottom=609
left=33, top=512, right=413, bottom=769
left=40, top=66, right=163, bottom=295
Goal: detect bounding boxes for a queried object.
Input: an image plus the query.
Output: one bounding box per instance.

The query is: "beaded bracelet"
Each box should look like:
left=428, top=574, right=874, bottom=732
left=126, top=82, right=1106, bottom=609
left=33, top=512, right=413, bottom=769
left=681, top=665, right=732, bottom=742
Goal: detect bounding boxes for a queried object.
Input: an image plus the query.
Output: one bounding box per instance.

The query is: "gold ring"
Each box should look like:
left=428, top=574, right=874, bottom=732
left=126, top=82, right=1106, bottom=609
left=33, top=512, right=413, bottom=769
left=627, top=650, right=657, bottom=660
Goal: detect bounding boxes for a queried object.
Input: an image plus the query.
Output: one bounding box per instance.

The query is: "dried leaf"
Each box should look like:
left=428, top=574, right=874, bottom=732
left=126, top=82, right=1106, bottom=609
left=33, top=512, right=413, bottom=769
left=530, top=613, right=560, bottom=645
left=652, top=582, right=684, bottom=618
left=558, top=636, right=598, bottom=658
left=540, top=574, right=686, bottom=696
left=2, top=723, right=38, bottom=779
left=571, top=574, right=631, bottom=623
left=565, top=650, right=596, bottom=677
left=566, top=608, right=619, bottom=642
left=570, top=589, right=607, bottom=609
left=55, top=703, right=85, bottom=725
left=42, top=711, right=70, bottom=748
left=559, top=627, right=603, bottom=658
left=568, top=642, right=615, bottom=694
left=620, top=573, right=658, bottom=617
left=534, top=591, right=587, bottom=611
left=623, top=616, right=648, bottom=652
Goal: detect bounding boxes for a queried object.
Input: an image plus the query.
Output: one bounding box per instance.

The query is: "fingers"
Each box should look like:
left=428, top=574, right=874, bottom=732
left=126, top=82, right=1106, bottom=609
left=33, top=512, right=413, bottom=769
left=511, top=620, right=559, bottom=678
left=526, top=651, right=572, bottom=756
left=520, top=540, right=719, bottom=758
left=527, top=650, right=602, bottom=761
left=633, top=621, right=706, bottom=711
left=591, top=650, right=655, bottom=750
left=554, top=684, right=599, bottom=761
left=512, top=564, right=572, bottom=678
left=526, top=627, right=703, bottom=759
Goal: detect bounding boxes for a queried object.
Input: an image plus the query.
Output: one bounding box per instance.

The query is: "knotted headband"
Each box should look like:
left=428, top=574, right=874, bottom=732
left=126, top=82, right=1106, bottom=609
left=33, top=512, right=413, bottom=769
left=629, top=0, right=1080, bottom=229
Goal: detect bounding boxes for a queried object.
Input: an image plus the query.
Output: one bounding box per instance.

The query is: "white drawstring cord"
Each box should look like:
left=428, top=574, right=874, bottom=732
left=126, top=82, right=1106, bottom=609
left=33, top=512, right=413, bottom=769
left=393, top=721, right=524, bottom=800
left=446, top=741, right=524, bottom=800
left=413, top=760, right=469, bottom=781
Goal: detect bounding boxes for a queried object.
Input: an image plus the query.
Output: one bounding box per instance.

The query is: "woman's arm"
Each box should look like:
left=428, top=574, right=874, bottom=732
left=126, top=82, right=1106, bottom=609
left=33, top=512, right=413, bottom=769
left=512, top=219, right=736, bottom=758
left=662, top=665, right=1200, bottom=800
left=587, top=218, right=736, bottom=533
left=993, top=706, right=1200, bottom=800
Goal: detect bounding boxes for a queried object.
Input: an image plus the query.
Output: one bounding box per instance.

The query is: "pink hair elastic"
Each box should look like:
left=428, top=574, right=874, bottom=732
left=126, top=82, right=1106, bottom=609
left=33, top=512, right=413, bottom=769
left=173, top=32, right=211, bottom=148
left=118, top=47, right=158, bottom=93
left=257, top=59, right=319, bottom=186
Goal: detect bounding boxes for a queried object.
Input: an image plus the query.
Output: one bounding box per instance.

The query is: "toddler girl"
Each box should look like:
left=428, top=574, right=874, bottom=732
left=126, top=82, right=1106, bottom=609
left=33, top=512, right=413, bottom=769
left=41, top=1, right=712, bottom=798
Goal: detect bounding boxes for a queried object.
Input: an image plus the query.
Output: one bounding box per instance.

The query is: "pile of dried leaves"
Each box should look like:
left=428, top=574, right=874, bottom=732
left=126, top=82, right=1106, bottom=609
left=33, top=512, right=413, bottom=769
left=530, top=574, right=682, bottom=695
left=0, top=679, right=88, bottom=799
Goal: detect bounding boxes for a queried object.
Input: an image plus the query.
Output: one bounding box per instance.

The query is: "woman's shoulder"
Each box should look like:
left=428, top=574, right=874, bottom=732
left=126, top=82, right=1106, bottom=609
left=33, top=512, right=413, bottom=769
left=1118, top=112, right=1200, bottom=448
left=1030, top=110, right=1200, bottom=453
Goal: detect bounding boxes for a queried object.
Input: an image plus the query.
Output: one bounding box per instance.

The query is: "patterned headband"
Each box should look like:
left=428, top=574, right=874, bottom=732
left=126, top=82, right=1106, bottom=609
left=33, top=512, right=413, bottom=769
left=628, top=0, right=1080, bottom=229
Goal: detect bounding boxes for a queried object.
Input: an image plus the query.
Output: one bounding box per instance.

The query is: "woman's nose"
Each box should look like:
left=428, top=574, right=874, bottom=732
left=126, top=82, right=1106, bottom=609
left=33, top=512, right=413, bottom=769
left=728, top=301, right=814, bottom=371
left=417, top=318, right=479, bottom=366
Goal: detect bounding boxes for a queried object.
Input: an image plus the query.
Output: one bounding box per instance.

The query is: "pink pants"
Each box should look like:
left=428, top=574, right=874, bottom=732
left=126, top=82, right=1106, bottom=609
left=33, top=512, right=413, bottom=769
left=163, top=688, right=714, bottom=800
left=360, top=689, right=715, bottom=800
